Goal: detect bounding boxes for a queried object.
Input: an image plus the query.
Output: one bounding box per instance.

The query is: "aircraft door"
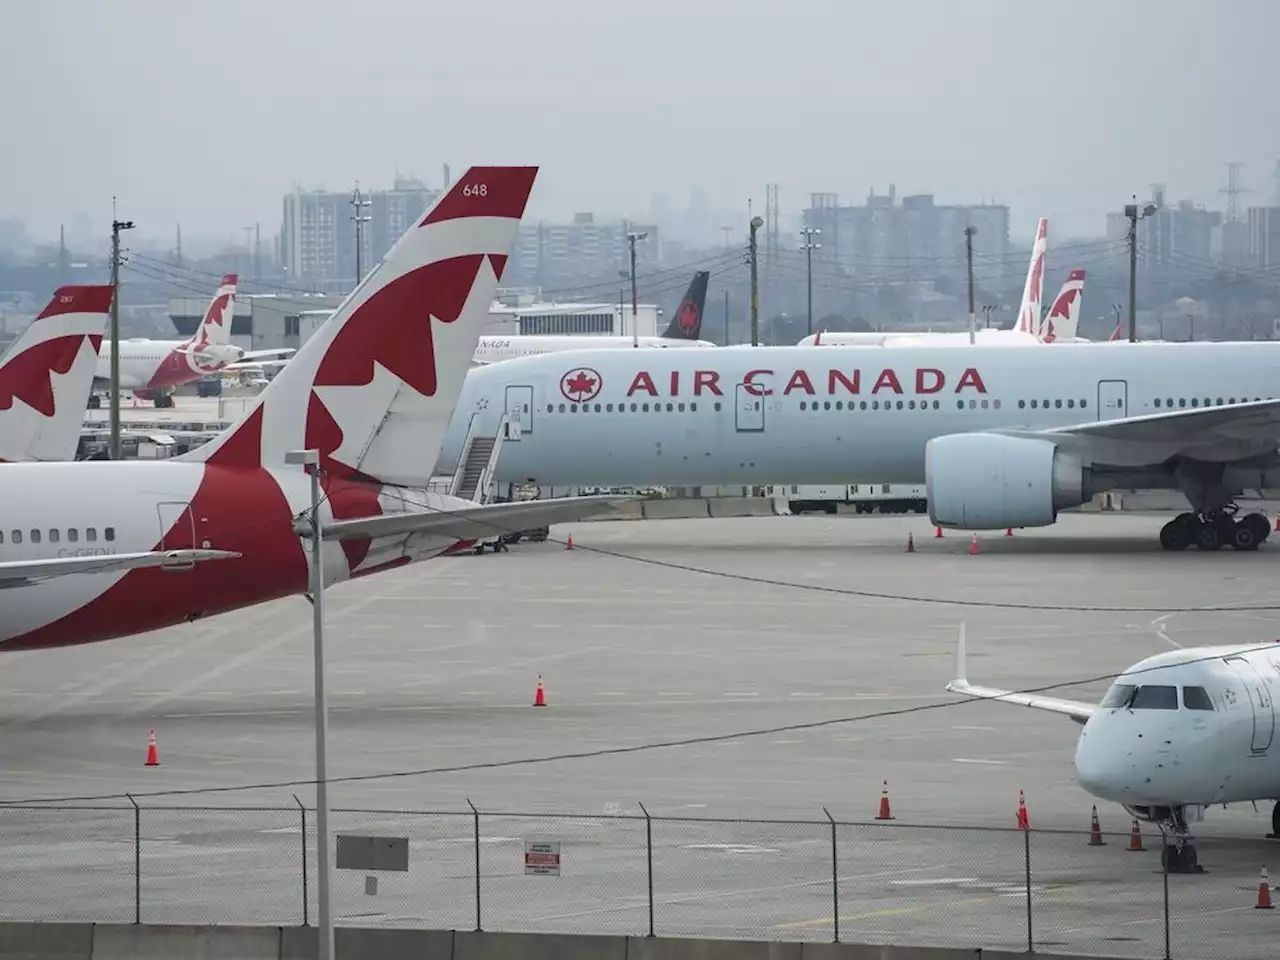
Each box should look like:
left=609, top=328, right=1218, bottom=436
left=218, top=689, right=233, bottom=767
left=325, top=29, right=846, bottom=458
left=735, top=383, right=765, bottom=433
left=156, top=501, right=195, bottom=571
left=504, top=385, right=534, bottom=441
left=1096, top=380, right=1128, bottom=421
left=1224, top=656, right=1275, bottom=755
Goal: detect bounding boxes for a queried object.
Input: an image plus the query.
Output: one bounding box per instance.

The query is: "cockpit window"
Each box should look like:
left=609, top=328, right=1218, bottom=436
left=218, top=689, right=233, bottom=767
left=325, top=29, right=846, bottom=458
left=1130, top=685, right=1178, bottom=710
left=1100, top=683, right=1137, bottom=708
left=1099, top=683, right=1178, bottom=710
left=1182, top=686, right=1214, bottom=711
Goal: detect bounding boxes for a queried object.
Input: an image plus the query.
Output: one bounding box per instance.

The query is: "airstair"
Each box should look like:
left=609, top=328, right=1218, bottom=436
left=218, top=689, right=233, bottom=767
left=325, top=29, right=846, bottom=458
left=449, top=412, right=509, bottom=504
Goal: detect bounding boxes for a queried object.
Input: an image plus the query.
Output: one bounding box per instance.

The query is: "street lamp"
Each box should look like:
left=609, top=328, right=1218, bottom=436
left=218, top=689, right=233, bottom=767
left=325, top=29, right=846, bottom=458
left=799, top=227, right=822, bottom=337
left=1124, top=201, right=1158, bottom=342
left=284, top=448, right=332, bottom=960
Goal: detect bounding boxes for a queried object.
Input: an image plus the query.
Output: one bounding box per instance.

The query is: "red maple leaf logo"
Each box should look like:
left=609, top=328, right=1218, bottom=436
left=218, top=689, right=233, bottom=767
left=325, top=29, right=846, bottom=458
left=0, top=336, right=92, bottom=417
left=204, top=293, right=232, bottom=327
left=677, top=301, right=700, bottom=332
left=560, top=367, right=601, bottom=403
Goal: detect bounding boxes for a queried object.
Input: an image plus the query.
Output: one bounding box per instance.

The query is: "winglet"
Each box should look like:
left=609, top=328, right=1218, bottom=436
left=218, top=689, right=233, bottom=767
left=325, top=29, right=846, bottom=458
left=953, top=621, right=968, bottom=686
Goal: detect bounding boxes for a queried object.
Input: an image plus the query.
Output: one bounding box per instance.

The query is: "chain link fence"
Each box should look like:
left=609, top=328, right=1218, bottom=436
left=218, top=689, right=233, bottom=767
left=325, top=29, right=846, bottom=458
left=0, top=804, right=1272, bottom=959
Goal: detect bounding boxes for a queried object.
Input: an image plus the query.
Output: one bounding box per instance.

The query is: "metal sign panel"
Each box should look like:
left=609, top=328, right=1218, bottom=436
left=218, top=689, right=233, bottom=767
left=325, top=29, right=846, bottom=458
left=336, top=834, right=409, bottom=872
left=524, top=840, right=561, bottom=876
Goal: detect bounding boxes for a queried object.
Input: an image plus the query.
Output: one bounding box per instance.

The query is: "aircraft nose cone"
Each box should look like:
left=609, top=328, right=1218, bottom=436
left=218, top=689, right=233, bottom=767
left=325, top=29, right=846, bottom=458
left=1074, top=725, right=1132, bottom=802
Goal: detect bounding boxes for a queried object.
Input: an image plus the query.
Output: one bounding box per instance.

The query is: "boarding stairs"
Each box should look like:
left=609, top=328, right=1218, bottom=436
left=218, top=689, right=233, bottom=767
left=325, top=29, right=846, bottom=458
left=449, top=412, right=510, bottom=504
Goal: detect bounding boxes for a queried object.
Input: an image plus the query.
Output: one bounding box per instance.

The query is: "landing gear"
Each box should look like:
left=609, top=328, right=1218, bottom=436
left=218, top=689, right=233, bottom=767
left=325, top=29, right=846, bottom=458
left=1268, top=800, right=1280, bottom=841
left=1158, top=505, right=1271, bottom=552
left=1158, top=806, right=1205, bottom=874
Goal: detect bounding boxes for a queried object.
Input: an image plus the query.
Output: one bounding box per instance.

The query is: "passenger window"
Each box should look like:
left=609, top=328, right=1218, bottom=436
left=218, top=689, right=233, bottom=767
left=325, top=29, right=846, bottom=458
left=932, top=400, right=940, bottom=410
left=1030, top=400, right=1038, bottom=408
left=558, top=404, right=565, bottom=413
left=49, top=529, right=60, bottom=543
left=1067, top=398, right=1075, bottom=408
left=896, top=401, right=903, bottom=410
left=1154, top=398, right=1161, bottom=407
left=546, top=404, right=553, bottom=413
left=570, top=404, right=578, bottom=413
left=993, top=400, right=1001, bottom=410
left=68, top=528, right=78, bottom=542
left=1182, top=686, right=1214, bottom=711
left=860, top=401, right=867, bottom=411
left=30, top=530, right=41, bottom=544
left=690, top=403, right=697, bottom=412
left=1018, top=400, right=1026, bottom=409
left=606, top=403, right=614, bottom=412
left=713, top=402, right=721, bottom=412
left=631, top=403, right=638, bottom=412
left=642, top=403, right=650, bottom=412
left=981, top=399, right=989, bottom=409
left=11, top=530, right=21, bottom=544
left=1080, top=399, right=1087, bottom=408
left=678, top=403, right=685, bottom=412
left=86, top=528, right=97, bottom=542
left=800, top=401, right=807, bottom=411
left=105, top=527, right=115, bottom=542
left=955, top=400, right=963, bottom=410
left=0, top=531, right=4, bottom=544
left=1130, top=685, right=1178, bottom=710
left=594, top=403, right=602, bottom=413
left=1054, top=399, right=1062, bottom=408
left=824, top=401, right=831, bottom=411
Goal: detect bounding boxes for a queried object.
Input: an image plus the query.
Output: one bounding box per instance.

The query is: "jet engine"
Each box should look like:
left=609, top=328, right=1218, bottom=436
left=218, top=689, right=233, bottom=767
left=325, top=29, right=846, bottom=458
left=926, top=433, right=1091, bottom=530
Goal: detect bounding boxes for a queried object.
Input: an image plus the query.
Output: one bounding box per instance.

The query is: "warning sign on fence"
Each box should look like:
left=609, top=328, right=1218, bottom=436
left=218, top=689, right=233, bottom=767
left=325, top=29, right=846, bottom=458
left=524, top=840, right=561, bottom=876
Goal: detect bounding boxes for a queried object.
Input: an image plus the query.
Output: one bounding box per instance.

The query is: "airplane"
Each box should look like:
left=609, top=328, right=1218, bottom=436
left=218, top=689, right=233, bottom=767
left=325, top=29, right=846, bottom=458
left=88, top=274, right=295, bottom=409
left=0, top=165, right=634, bottom=651
left=946, top=622, right=1280, bottom=873
left=1038, top=270, right=1087, bottom=343
left=473, top=270, right=716, bottom=363
left=438, top=337, right=1280, bottom=553
left=0, top=286, right=112, bottom=462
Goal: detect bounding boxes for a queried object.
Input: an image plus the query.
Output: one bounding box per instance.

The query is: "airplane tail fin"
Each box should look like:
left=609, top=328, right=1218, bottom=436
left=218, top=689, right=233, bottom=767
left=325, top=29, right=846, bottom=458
left=179, top=167, right=538, bottom=487
left=661, top=271, right=710, bottom=340
left=1013, top=218, right=1048, bottom=336
left=1039, top=269, right=1086, bottom=343
left=0, top=285, right=113, bottom=462
left=184, top=274, right=238, bottom=350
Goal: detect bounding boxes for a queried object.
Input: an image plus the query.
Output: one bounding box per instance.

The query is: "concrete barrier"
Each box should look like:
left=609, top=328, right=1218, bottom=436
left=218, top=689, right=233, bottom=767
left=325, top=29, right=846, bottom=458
left=579, top=500, right=645, bottom=521
left=706, top=497, right=779, bottom=518
left=641, top=498, right=711, bottom=520
left=0, top=922, right=1133, bottom=960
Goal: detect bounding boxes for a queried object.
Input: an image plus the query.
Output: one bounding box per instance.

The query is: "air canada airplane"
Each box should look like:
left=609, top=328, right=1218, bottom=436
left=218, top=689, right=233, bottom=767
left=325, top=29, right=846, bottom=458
left=91, top=274, right=295, bottom=408
left=473, top=270, right=716, bottom=364
left=0, top=285, right=112, bottom=462
left=947, top=623, right=1280, bottom=873
left=439, top=338, right=1280, bottom=552
left=0, top=166, right=632, bottom=651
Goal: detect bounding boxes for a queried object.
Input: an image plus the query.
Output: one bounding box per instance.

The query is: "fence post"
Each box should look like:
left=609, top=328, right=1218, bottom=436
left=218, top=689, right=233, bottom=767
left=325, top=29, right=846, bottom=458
left=466, top=799, right=482, bottom=932
left=127, top=795, right=140, bottom=925
left=1161, top=827, right=1172, bottom=960
left=293, top=794, right=309, bottom=927
left=1024, top=827, right=1033, bottom=952
left=823, top=808, right=839, bottom=943
left=638, top=802, right=654, bottom=938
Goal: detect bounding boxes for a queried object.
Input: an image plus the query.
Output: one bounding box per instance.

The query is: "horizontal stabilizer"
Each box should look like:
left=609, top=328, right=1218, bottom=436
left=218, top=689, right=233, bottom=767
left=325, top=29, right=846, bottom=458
left=299, top=494, right=640, bottom=542
left=0, top=549, right=240, bottom=589
left=945, top=622, right=1095, bottom=724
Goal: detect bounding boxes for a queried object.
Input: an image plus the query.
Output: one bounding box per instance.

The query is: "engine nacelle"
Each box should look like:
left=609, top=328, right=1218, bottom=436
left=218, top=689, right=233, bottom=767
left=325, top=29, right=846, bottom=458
left=926, top=433, right=1090, bottom=530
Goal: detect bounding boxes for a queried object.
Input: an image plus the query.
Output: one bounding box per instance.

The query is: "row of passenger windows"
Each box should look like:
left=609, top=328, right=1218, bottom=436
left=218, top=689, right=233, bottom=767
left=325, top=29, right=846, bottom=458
left=1, top=527, right=116, bottom=545
left=1099, top=683, right=1213, bottom=711
left=1154, top=396, right=1265, bottom=408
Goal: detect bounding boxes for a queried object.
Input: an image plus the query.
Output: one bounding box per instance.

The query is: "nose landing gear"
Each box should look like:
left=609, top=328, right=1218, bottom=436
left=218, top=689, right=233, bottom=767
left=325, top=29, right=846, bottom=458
left=1158, top=807, right=1205, bottom=874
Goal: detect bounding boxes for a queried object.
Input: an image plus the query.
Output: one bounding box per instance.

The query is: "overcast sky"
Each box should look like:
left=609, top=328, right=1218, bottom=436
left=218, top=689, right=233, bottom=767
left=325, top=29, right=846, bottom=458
left=4, top=0, right=1278, bottom=248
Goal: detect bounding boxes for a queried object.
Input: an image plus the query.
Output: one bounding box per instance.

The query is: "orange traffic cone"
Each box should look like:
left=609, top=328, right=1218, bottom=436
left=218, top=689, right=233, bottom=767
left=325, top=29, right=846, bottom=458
left=1004, top=527, right=1014, bottom=537
left=565, top=534, right=574, bottom=551
left=533, top=676, right=547, bottom=707
left=1257, top=866, right=1274, bottom=909
left=1127, top=820, right=1144, bottom=852
left=145, top=730, right=160, bottom=767
left=1016, top=790, right=1029, bottom=830
left=906, top=532, right=915, bottom=553
left=968, top=533, right=979, bottom=555
left=934, top=526, right=944, bottom=539
left=1087, top=806, right=1105, bottom=846
left=876, top=780, right=894, bottom=820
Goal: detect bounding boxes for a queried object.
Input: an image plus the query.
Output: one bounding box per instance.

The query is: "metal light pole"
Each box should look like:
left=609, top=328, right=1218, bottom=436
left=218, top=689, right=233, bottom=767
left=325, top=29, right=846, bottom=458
left=1124, top=199, right=1158, bottom=343
left=964, top=226, right=977, bottom=345
left=109, top=204, right=135, bottom=460
left=350, top=184, right=371, bottom=286
left=799, top=227, right=821, bottom=337
left=748, top=215, right=763, bottom=346
left=627, top=231, right=648, bottom=348
left=285, top=448, right=332, bottom=960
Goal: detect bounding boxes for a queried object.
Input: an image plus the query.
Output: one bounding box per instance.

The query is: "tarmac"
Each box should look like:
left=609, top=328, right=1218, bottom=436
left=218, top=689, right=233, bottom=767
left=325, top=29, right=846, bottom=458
left=1, top=513, right=1279, bottom=958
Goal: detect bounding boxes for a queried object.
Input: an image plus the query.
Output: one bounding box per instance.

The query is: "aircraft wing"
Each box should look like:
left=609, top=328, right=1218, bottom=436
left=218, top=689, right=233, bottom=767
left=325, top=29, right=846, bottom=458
left=945, top=623, right=1096, bottom=725
left=1031, top=398, right=1280, bottom=449
left=0, top=549, right=241, bottom=589
left=224, top=358, right=291, bottom=371
left=240, top=348, right=296, bottom=360
left=300, top=495, right=642, bottom=542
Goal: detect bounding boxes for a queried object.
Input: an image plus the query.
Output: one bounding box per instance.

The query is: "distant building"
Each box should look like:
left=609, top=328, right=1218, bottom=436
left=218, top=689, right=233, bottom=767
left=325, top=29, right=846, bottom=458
left=1248, top=206, right=1280, bottom=270
left=279, top=177, right=440, bottom=284
left=801, top=187, right=1011, bottom=285
left=507, top=213, right=661, bottom=287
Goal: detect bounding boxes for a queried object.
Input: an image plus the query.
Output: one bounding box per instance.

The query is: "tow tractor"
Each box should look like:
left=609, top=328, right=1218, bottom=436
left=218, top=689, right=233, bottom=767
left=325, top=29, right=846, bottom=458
left=472, top=481, right=549, bottom=553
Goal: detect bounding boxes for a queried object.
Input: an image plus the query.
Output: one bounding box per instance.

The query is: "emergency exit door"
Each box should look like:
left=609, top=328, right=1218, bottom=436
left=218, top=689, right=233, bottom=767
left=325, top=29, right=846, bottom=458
left=505, top=385, right=534, bottom=440
left=1096, top=380, right=1128, bottom=421
left=735, top=383, right=764, bottom=432
left=156, top=501, right=195, bottom=571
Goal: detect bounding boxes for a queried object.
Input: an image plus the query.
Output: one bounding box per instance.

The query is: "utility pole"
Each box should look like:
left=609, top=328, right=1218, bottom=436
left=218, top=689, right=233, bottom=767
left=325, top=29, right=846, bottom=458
left=799, top=227, right=822, bottom=336
left=350, top=183, right=371, bottom=286
left=964, top=226, right=977, bottom=344
left=627, top=231, right=647, bottom=348
left=723, top=289, right=729, bottom=346
left=1123, top=199, right=1156, bottom=343
left=748, top=215, right=763, bottom=345
left=109, top=202, right=135, bottom=461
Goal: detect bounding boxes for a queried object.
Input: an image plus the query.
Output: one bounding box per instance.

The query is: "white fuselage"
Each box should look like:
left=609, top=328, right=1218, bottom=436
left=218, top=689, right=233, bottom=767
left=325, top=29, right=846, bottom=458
left=799, top=329, right=1043, bottom=348
left=1075, top=645, right=1280, bottom=809
left=437, top=341, right=1280, bottom=488
left=94, top=339, right=236, bottom=391
left=474, top=335, right=715, bottom=364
